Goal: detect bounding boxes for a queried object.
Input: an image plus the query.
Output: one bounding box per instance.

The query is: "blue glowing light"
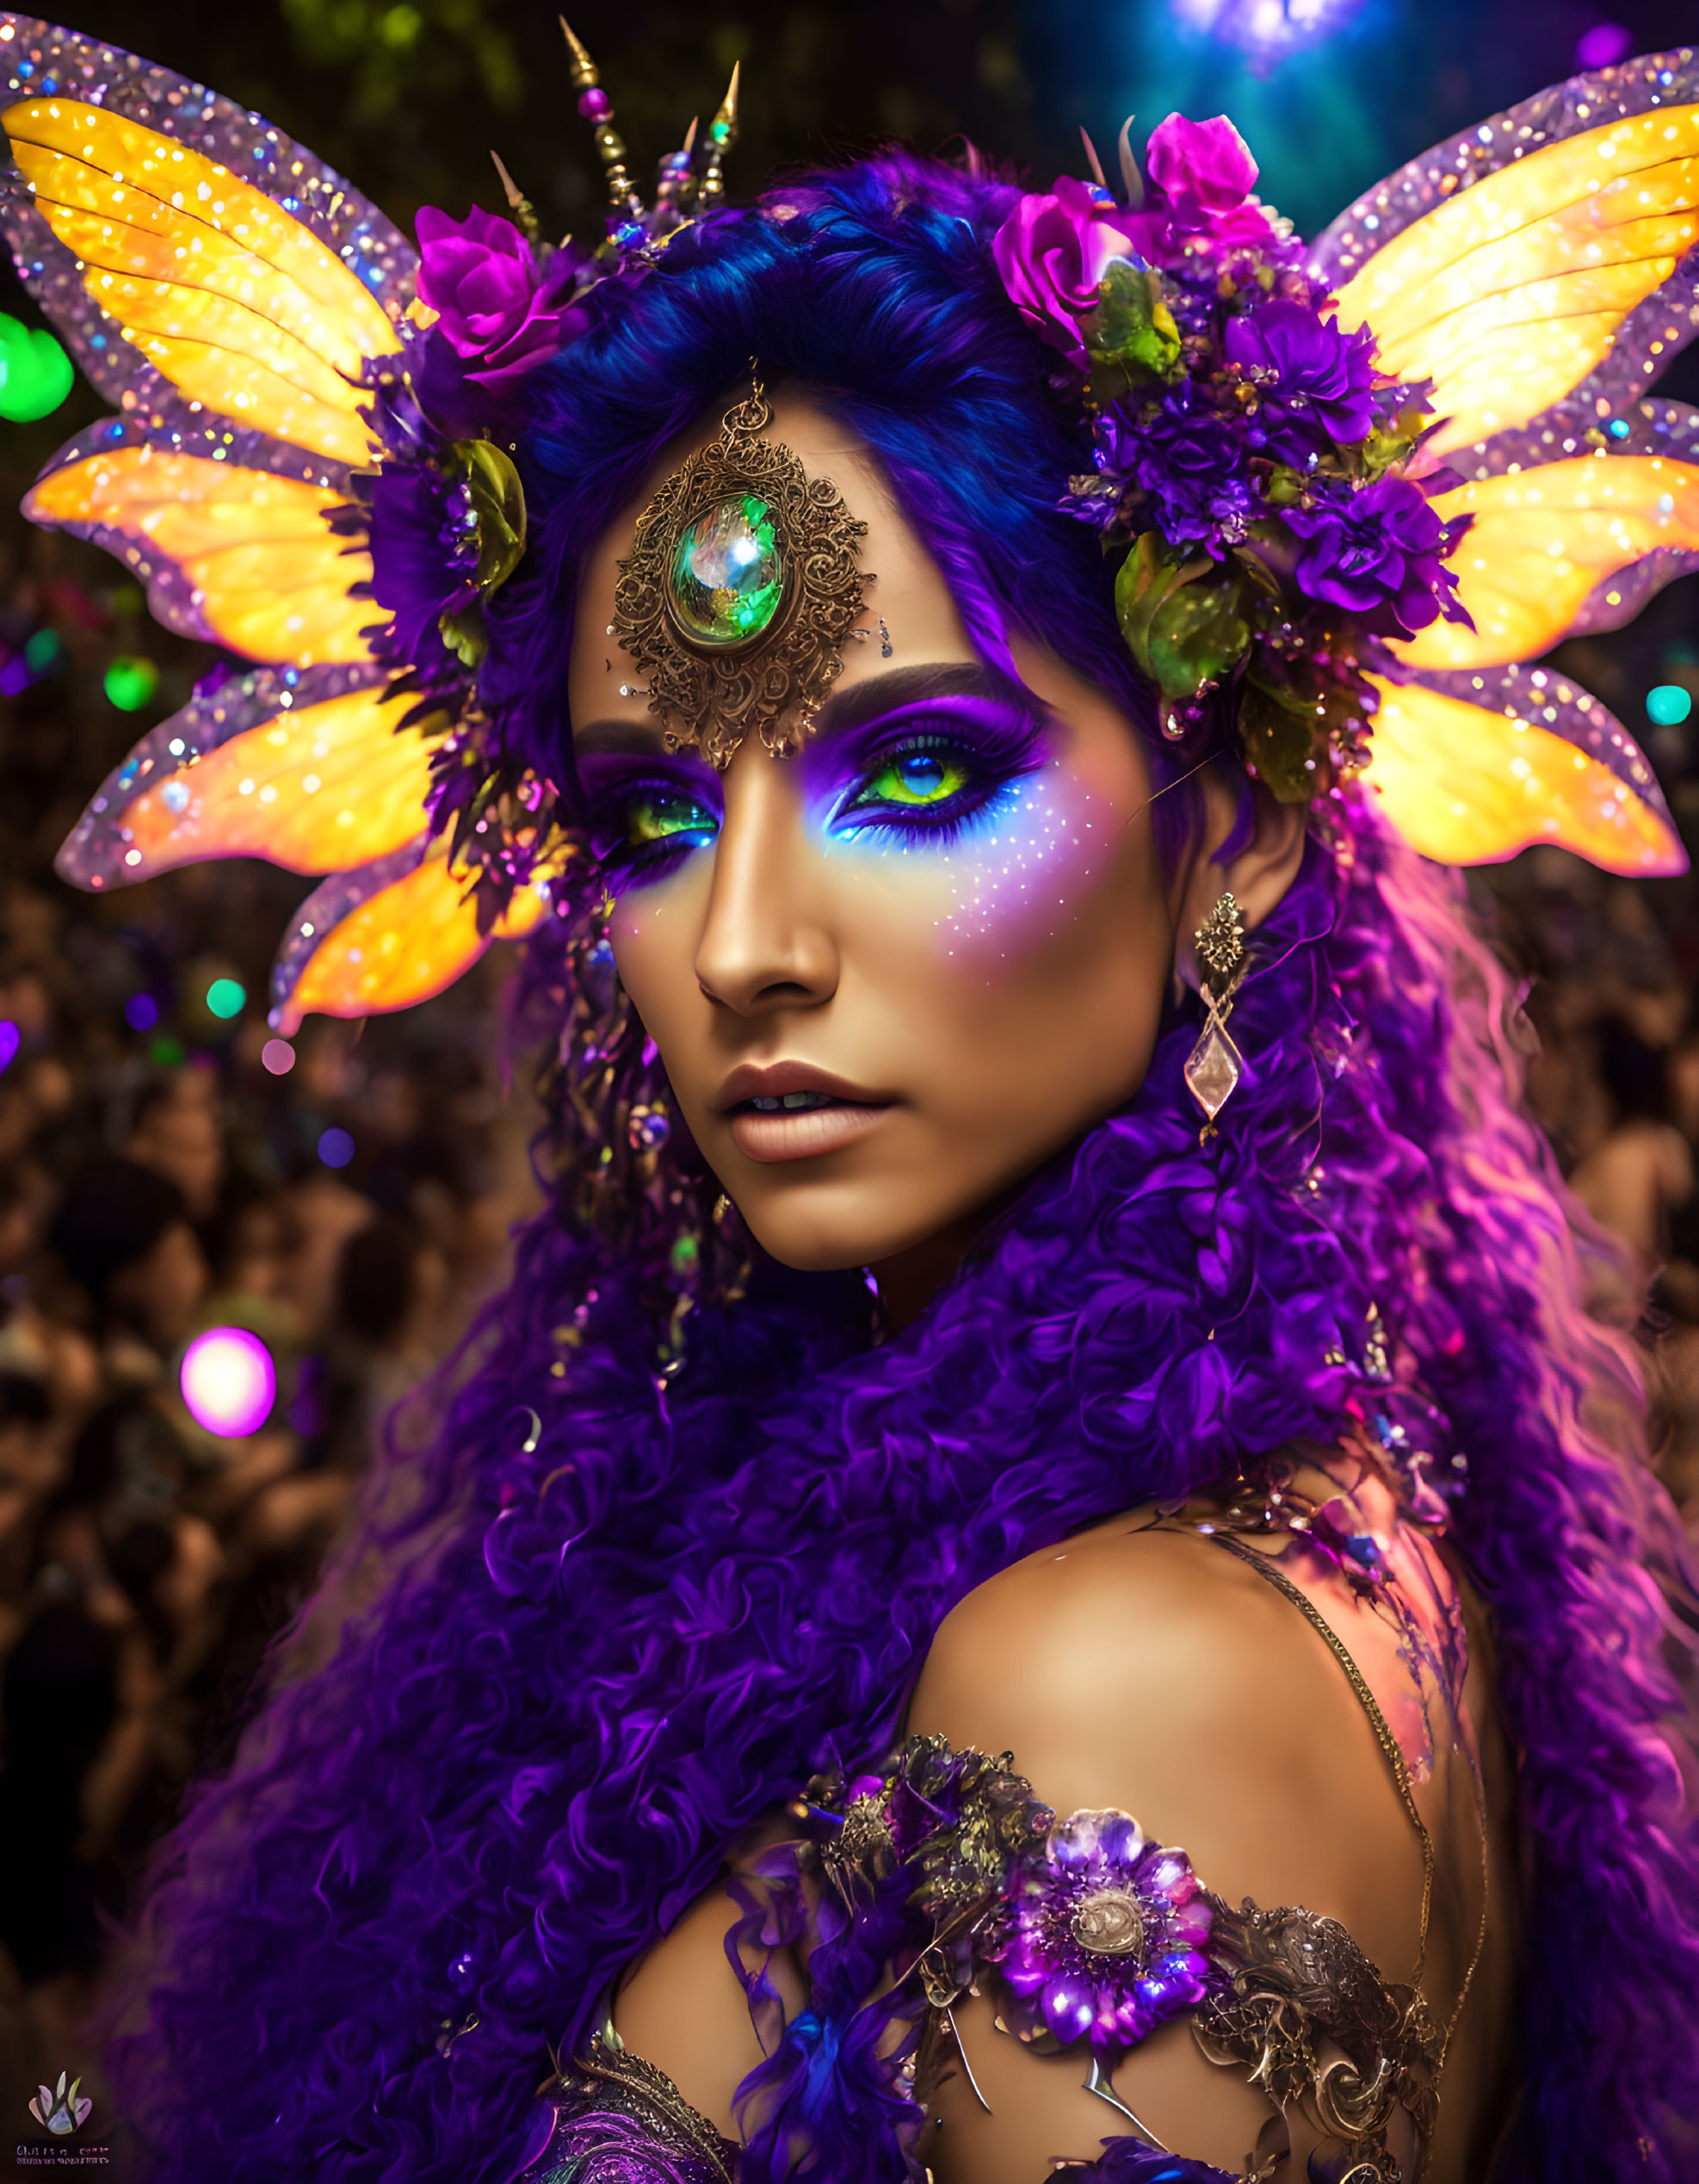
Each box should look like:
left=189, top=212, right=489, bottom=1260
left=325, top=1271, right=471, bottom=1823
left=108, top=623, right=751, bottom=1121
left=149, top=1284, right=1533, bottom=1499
left=1647, top=685, right=1694, bottom=727
left=318, top=1126, right=355, bottom=1169
left=124, top=993, right=159, bottom=1033
left=1169, top=0, right=1364, bottom=58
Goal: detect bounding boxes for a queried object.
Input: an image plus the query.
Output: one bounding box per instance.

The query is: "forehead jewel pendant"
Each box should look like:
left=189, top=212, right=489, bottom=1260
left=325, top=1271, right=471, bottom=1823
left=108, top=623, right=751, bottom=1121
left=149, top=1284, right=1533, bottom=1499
left=611, top=380, right=873, bottom=768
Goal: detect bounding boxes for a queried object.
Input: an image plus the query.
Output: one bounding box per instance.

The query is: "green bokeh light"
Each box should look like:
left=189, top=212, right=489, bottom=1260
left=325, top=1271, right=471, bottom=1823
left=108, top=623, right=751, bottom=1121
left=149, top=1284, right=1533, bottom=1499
left=149, top=1033, right=187, bottom=1069
left=1647, top=685, right=1694, bottom=727
left=104, top=656, right=160, bottom=711
left=23, top=628, right=60, bottom=673
left=205, top=978, right=247, bottom=1020
left=0, top=314, right=72, bottom=423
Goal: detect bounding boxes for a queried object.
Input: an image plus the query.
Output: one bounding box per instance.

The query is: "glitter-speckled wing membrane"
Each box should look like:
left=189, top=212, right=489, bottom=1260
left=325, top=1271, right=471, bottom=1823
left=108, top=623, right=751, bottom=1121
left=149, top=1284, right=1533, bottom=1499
left=0, top=13, right=543, bottom=1027
left=1315, top=50, right=1699, bottom=875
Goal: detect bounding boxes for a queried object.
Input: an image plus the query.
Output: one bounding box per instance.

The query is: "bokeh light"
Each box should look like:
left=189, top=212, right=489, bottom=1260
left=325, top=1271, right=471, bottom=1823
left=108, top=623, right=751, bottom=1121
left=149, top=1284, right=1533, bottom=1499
left=1575, top=22, right=1633, bottom=69
left=1646, top=685, right=1694, bottom=727
left=180, top=1326, right=275, bottom=1438
left=205, top=978, right=247, bottom=1020
left=318, top=1126, right=355, bottom=1169
left=0, top=1021, right=17, bottom=1074
left=1169, top=0, right=1364, bottom=59
left=124, top=992, right=159, bottom=1033
left=149, top=1033, right=186, bottom=1068
left=0, top=313, right=73, bottom=422
left=23, top=628, right=60, bottom=673
left=104, top=656, right=159, bottom=712
left=261, top=1038, right=296, bottom=1076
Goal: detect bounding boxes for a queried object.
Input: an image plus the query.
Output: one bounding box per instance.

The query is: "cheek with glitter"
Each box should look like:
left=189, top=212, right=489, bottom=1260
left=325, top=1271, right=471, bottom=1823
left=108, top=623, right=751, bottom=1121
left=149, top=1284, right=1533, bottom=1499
left=930, top=770, right=1112, bottom=957
left=823, top=767, right=1112, bottom=962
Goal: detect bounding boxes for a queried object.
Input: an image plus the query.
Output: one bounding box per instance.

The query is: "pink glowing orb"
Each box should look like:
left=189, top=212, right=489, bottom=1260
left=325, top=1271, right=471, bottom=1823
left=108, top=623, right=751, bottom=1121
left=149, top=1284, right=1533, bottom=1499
left=180, top=1326, right=275, bottom=1437
left=1576, top=22, right=1632, bottom=67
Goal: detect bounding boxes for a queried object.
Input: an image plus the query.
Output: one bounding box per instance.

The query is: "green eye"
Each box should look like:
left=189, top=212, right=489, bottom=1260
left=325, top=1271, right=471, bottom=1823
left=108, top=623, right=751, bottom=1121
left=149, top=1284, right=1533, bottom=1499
left=628, top=790, right=715, bottom=847
left=863, top=750, right=968, bottom=807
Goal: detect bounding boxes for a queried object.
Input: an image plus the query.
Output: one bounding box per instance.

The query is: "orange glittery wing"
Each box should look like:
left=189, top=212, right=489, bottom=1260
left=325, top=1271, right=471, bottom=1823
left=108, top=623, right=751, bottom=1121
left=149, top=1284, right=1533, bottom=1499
left=1314, top=52, right=1699, bottom=877
left=26, top=440, right=374, bottom=666
left=3, top=93, right=399, bottom=465
left=1363, top=665, right=1683, bottom=874
left=271, top=840, right=555, bottom=1034
left=1394, top=450, right=1699, bottom=672
left=1325, top=103, right=1699, bottom=461
left=0, top=17, right=547, bottom=1028
left=55, top=668, right=439, bottom=892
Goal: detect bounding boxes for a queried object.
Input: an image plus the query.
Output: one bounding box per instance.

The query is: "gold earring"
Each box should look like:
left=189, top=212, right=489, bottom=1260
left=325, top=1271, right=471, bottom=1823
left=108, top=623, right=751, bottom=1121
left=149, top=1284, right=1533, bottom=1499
left=1184, top=892, right=1247, bottom=1139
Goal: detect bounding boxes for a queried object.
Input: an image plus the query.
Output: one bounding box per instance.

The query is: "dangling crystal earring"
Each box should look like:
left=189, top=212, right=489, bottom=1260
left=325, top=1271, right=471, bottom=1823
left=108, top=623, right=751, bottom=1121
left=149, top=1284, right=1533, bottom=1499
left=1184, top=892, right=1247, bottom=1138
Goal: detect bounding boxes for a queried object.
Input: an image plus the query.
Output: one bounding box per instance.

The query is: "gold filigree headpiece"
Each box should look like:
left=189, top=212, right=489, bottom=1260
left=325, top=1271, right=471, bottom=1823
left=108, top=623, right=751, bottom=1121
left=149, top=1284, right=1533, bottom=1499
left=610, top=385, right=872, bottom=768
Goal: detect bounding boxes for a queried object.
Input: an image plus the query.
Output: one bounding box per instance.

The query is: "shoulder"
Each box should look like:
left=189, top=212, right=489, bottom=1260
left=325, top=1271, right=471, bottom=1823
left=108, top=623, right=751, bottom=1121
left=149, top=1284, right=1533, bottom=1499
left=913, top=1523, right=1320, bottom=1807
left=908, top=1521, right=1424, bottom=1954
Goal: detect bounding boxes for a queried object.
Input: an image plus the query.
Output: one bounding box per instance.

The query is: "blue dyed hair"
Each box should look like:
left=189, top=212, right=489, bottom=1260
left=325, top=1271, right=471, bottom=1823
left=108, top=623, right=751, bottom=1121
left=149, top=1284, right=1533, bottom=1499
left=104, top=151, right=1699, bottom=2184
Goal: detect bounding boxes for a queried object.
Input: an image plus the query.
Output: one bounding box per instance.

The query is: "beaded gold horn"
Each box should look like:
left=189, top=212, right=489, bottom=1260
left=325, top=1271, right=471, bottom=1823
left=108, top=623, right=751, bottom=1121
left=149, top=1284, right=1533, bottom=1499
left=559, top=18, right=740, bottom=254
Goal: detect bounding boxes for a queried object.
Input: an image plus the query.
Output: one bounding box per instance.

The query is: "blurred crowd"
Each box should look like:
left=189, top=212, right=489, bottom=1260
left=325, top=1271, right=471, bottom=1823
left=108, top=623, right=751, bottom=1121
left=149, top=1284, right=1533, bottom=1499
left=0, top=485, right=543, bottom=2138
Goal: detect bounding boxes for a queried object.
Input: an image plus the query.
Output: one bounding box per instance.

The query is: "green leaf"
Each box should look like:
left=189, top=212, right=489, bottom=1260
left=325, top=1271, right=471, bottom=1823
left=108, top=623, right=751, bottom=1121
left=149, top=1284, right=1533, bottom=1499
left=1260, top=464, right=1309, bottom=509
left=438, top=602, right=488, bottom=667
left=454, top=439, right=528, bottom=596
left=1115, top=534, right=1249, bottom=698
left=1086, top=260, right=1182, bottom=386
left=1239, top=676, right=1322, bottom=802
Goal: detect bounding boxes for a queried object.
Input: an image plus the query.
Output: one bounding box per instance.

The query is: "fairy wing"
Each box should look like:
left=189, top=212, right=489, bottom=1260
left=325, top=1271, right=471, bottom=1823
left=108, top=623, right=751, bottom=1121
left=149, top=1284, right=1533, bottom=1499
left=0, top=14, right=513, bottom=1021
left=1313, top=50, right=1697, bottom=874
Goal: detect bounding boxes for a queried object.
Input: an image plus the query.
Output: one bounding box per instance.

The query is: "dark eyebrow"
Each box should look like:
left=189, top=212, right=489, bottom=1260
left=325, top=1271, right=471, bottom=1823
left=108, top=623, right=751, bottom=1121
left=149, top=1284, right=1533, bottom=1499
left=571, top=662, right=1008, bottom=758
left=810, top=662, right=1006, bottom=739
left=571, top=716, right=674, bottom=757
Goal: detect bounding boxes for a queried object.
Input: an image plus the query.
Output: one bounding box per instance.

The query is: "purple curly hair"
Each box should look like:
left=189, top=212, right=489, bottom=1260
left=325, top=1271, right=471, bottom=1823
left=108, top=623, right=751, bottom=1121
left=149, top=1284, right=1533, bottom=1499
left=105, top=152, right=1699, bottom=2183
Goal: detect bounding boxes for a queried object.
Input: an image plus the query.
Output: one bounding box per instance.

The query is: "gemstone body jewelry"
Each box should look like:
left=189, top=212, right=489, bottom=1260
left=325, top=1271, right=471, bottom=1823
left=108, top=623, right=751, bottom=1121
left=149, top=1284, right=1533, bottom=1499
left=611, top=383, right=872, bottom=768
left=1184, top=892, right=1248, bottom=1133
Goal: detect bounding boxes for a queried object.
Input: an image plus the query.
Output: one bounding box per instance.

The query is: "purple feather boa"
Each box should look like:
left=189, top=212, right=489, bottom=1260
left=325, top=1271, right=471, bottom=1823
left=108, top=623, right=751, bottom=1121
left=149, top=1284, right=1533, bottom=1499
left=100, top=807, right=1699, bottom=2183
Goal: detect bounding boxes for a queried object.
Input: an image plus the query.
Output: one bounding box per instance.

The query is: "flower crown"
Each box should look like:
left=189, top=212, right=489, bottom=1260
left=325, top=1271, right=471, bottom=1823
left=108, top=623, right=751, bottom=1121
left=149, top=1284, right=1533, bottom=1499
left=990, top=116, right=1472, bottom=804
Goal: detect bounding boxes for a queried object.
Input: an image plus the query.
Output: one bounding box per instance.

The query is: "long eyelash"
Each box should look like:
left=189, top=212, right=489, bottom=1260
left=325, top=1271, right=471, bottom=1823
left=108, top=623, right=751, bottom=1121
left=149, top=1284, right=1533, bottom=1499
left=588, top=775, right=719, bottom=882
left=831, top=718, right=1044, bottom=842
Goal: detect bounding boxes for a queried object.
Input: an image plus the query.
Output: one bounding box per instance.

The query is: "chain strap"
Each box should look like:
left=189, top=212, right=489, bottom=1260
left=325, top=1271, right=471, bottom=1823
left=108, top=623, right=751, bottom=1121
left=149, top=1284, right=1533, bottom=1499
left=1197, top=1527, right=1491, bottom=2144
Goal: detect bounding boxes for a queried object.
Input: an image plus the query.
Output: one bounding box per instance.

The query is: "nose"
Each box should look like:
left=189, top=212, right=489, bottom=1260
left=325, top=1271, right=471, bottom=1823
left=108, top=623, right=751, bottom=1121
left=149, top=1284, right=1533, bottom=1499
left=693, top=740, right=839, bottom=1017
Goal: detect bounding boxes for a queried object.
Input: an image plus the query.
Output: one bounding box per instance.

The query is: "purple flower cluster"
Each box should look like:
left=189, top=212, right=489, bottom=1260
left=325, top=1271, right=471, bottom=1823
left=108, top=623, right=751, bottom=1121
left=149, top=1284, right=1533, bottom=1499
left=358, top=373, right=478, bottom=682
left=1221, top=299, right=1378, bottom=460
left=990, top=112, right=1473, bottom=757
left=1097, top=390, right=1257, bottom=554
left=1285, top=473, right=1471, bottom=640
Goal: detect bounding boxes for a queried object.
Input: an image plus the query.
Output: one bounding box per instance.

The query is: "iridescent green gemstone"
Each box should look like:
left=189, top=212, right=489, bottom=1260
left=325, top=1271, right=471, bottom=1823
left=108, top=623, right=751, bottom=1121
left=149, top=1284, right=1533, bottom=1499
left=669, top=493, right=784, bottom=648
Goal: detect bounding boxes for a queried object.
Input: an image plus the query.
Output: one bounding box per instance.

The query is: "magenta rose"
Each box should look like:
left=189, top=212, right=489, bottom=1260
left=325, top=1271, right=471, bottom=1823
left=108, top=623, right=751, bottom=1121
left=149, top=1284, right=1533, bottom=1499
left=1143, top=114, right=1280, bottom=255
left=1145, top=114, right=1259, bottom=213
left=415, top=206, right=589, bottom=389
left=991, top=176, right=1169, bottom=365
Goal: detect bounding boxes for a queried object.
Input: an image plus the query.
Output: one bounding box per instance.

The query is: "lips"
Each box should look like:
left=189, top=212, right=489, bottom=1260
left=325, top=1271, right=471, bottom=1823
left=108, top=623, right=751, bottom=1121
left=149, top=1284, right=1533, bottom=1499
left=716, top=1060, right=896, bottom=1165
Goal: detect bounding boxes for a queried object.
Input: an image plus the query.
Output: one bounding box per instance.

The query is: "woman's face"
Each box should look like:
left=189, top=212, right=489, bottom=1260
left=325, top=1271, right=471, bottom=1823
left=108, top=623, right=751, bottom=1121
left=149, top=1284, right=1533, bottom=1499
left=569, top=398, right=1204, bottom=1279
